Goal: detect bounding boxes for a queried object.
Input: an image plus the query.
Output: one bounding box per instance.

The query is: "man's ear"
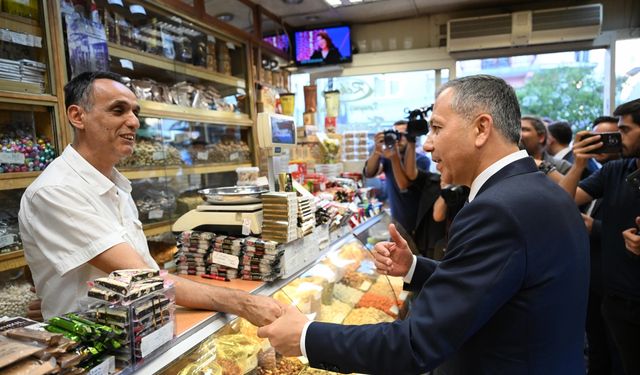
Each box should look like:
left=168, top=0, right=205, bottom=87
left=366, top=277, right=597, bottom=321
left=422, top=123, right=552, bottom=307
left=474, top=113, right=492, bottom=148
left=67, top=105, right=85, bottom=131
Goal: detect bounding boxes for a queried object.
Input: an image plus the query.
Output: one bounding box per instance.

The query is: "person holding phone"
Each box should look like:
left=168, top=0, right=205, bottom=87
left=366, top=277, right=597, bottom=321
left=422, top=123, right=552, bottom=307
left=560, top=98, right=640, bottom=375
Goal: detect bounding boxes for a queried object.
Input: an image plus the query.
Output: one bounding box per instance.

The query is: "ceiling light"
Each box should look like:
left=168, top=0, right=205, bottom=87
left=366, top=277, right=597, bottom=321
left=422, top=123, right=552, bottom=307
left=216, top=13, right=234, bottom=22
left=305, top=15, right=320, bottom=21
left=282, top=0, right=303, bottom=4
left=349, top=0, right=363, bottom=3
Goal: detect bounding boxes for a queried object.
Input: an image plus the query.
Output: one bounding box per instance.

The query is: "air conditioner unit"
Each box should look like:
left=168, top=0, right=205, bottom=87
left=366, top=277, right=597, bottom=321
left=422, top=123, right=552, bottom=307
left=447, top=4, right=602, bottom=52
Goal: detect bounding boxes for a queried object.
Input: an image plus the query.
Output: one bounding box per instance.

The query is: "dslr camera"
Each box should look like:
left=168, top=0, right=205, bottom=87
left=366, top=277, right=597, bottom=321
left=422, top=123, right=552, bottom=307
left=382, top=105, right=434, bottom=149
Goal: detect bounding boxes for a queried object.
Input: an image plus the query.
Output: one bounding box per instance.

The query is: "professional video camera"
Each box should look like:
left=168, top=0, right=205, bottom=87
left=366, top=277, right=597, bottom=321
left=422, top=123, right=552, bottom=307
left=383, top=105, right=433, bottom=149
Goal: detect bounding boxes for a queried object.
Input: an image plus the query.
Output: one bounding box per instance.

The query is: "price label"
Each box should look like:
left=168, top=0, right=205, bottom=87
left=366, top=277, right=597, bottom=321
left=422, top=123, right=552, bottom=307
left=319, top=182, right=326, bottom=191
left=229, top=152, right=240, bottom=161
left=11, top=32, right=28, bottom=46
left=207, top=35, right=216, bottom=43
left=359, top=280, right=372, bottom=292
left=148, top=209, right=164, bottom=220
left=0, top=30, right=10, bottom=43
left=140, top=321, right=174, bottom=357
left=399, top=291, right=409, bottom=301
left=0, top=234, right=16, bottom=249
left=0, top=152, right=25, bottom=165
left=209, top=251, right=239, bottom=269
left=152, top=151, right=166, bottom=160
left=34, top=36, right=42, bottom=48
left=389, top=304, right=400, bottom=316
left=226, top=42, right=236, bottom=50
left=242, top=218, right=251, bottom=236
left=119, top=59, right=134, bottom=70
left=197, top=151, right=209, bottom=161
left=88, top=355, right=115, bottom=375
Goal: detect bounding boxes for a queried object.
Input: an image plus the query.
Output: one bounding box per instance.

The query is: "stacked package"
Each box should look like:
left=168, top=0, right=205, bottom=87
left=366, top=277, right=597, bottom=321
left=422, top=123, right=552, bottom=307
left=206, top=235, right=244, bottom=280
left=261, top=192, right=298, bottom=244
left=175, top=231, right=214, bottom=275
left=0, top=59, right=20, bottom=83
left=297, top=196, right=316, bottom=238
left=0, top=316, right=115, bottom=374
left=20, top=59, right=46, bottom=91
left=82, top=269, right=176, bottom=369
left=240, top=237, right=284, bottom=282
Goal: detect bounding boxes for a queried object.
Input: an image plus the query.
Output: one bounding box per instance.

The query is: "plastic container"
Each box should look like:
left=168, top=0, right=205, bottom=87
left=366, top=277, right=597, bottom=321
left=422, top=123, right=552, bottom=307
left=236, top=166, right=259, bottom=186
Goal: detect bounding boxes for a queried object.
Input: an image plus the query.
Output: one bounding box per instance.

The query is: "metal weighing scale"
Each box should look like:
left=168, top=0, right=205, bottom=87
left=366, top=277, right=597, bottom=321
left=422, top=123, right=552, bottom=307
left=172, top=186, right=267, bottom=235
left=172, top=112, right=297, bottom=235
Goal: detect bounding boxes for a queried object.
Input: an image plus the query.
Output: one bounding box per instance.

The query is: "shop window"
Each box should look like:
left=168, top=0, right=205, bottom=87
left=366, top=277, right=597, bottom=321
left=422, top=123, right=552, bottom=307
left=615, top=38, right=640, bottom=106
left=457, top=49, right=606, bottom=131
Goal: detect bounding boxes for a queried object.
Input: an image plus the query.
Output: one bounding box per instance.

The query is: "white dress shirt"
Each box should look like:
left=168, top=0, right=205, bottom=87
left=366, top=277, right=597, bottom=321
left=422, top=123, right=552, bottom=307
left=19, top=145, right=158, bottom=319
left=300, top=150, right=530, bottom=357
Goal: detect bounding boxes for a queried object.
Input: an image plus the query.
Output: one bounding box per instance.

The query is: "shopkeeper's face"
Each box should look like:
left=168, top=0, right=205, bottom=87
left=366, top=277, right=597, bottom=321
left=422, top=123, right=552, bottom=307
left=80, top=79, right=140, bottom=162
left=426, top=88, right=477, bottom=186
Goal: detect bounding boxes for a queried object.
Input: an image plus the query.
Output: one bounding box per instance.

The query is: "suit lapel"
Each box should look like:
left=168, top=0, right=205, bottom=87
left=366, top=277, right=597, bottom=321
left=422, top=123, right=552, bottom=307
left=476, top=157, right=538, bottom=197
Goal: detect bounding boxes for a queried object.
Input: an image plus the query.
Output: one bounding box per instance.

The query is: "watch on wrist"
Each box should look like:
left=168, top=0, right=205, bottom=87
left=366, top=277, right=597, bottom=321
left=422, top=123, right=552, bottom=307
left=538, top=161, right=556, bottom=175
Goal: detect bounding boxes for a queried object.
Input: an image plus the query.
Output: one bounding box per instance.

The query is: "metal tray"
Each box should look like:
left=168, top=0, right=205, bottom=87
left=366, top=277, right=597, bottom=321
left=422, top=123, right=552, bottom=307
left=198, top=185, right=269, bottom=204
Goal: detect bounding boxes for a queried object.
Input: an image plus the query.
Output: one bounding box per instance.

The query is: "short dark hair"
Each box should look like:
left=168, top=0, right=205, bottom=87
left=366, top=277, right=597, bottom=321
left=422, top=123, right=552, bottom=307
left=592, top=116, right=619, bottom=129
left=393, top=120, right=408, bottom=127
left=521, top=115, right=547, bottom=144
left=64, top=71, right=127, bottom=111
left=547, top=121, right=573, bottom=145
left=613, top=98, right=640, bottom=126
left=436, top=74, right=521, bottom=144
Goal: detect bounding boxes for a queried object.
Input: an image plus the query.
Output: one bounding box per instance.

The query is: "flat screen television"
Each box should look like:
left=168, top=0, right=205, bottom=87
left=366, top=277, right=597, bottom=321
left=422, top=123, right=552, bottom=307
left=263, top=34, right=290, bottom=54
left=294, top=25, right=352, bottom=66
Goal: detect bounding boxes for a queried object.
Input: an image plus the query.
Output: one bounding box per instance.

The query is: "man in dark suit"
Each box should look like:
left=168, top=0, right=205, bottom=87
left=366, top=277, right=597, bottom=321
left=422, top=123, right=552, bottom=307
left=258, top=75, right=589, bottom=375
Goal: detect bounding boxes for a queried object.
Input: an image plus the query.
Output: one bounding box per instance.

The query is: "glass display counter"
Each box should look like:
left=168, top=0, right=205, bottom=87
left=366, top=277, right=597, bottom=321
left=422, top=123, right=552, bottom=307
left=141, top=215, right=407, bottom=375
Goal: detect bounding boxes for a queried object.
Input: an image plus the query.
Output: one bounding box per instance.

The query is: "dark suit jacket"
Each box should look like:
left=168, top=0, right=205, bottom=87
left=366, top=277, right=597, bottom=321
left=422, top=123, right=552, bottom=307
left=306, top=157, right=589, bottom=375
left=409, top=170, right=445, bottom=257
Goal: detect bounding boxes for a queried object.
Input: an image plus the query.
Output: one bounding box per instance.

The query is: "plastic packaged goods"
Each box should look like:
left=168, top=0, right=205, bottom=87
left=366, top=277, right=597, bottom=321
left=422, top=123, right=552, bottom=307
left=236, top=166, right=260, bottom=186
left=214, top=333, right=261, bottom=373
left=0, top=335, right=45, bottom=369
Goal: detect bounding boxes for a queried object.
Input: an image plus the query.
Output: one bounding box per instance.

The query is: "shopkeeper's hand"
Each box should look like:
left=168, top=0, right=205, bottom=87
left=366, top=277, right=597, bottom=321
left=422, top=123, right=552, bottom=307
left=257, top=305, right=308, bottom=357
left=372, top=224, right=413, bottom=277
left=242, top=294, right=287, bottom=327
left=27, top=286, right=43, bottom=322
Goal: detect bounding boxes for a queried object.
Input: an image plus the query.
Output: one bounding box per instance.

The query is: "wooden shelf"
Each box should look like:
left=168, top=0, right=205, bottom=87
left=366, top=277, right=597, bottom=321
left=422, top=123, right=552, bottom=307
left=0, top=11, right=41, bottom=37
left=144, top=221, right=174, bottom=237
left=0, top=250, right=27, bottom=272
left=139, top=100, right=252, bottom=126
left=0, top=171, right=41, bottom=191
left=0, top=91, right=57, bottom=105
left=121, top=162, right=252, bottom=180
left=108, top=43, right=247, bottom=90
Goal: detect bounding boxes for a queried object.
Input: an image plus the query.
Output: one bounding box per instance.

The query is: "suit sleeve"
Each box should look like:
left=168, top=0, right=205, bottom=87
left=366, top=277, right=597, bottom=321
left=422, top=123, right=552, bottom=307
left=305, top=201, right=526, bottom=374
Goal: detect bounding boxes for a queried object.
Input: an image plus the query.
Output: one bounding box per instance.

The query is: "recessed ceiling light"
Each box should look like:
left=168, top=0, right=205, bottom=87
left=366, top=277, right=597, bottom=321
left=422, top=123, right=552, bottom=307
left=325, top=0, right=341, bottom=7
left=305, top=15, right=320, bottom=21
left=282, top=0, right=303, bottom=4
left=216, top=13, right=234, bottom=22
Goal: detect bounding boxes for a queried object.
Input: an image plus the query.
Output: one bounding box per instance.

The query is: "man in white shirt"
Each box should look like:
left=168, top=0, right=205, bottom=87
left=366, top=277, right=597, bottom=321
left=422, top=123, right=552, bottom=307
left=257, top=75, right=589, bottom=374
left=19, top=71, right=282, bottom=324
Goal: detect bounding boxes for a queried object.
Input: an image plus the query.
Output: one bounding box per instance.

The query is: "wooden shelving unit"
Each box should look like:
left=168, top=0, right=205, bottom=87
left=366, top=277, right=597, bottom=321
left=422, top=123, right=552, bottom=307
left=0, top=250, right=26, bottom=272
left=139, top=100, right=252, bottom=126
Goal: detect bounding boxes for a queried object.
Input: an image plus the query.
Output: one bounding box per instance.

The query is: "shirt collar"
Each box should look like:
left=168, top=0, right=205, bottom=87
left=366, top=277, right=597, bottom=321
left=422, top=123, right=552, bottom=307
left=60, top=145, right=131, bottom=195
left=554, top=146, right=571, bottom=161
left=468, top=150, right=529, bottom=202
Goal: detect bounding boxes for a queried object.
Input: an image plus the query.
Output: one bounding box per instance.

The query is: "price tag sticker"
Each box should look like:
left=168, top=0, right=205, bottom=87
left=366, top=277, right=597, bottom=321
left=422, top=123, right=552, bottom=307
left=88, top=355, right=115, bottom=375
left=210, top=251, right=240, bottom=269
left=34, top=36, right=42, bottom=48
left=148, top=209, right=164, bottom=220
left=0, top=234, right=16, bottom=249
left=152, top=151, right=166, bottom=160
left=229, top=152, right=240, bottom=161
left=359, top=280, right=372, bottom=292
left=226, top=42, right=236, bottom=50
left=11, top=31, right=28, bottom=46
left=119, top=59, right=134, bottom=70
left=399, top=291, right=409, bottom=301
left=0, top=152, right=25, bottom=165
left=242, top=218, right=251, bottom=236
left=140, top=321, right=174, bottom=357
left=389, top=305, right=400, bottom=316
left=197, top=151, right=209, bottom=160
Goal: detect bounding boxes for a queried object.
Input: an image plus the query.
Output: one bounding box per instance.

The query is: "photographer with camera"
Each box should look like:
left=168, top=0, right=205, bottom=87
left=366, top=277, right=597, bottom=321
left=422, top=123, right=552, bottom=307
left=364, top=119, right=430, bottom=239
left=560, top=98, right=640, bottom=375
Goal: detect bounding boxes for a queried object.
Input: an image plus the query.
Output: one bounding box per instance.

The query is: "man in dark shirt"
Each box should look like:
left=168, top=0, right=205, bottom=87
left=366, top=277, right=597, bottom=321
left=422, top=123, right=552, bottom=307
left=364, top=120, right=430, bottom=235
left=560, top=98, right=640, bottom=375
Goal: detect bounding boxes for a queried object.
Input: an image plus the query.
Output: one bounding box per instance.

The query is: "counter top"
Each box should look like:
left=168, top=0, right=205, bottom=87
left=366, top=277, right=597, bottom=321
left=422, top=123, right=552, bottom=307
left=173, top=276, right=264, bottom=335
